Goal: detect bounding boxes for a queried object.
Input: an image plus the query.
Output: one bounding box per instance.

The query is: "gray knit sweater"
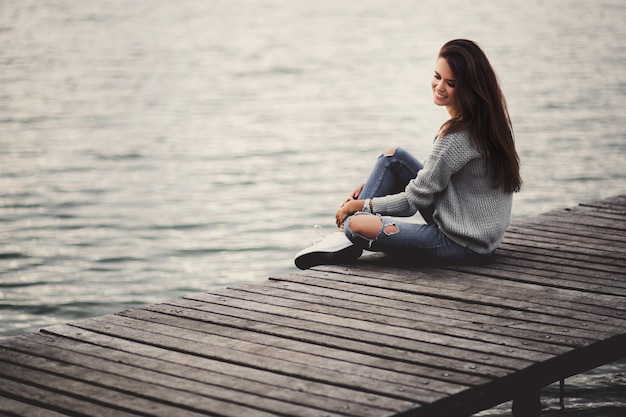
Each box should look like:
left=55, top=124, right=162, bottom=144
left=371, top=130, right=512, bottom=254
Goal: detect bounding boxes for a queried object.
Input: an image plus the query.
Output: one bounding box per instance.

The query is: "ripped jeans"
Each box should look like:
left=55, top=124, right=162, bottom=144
left=343, top=147, right=490, bottom=265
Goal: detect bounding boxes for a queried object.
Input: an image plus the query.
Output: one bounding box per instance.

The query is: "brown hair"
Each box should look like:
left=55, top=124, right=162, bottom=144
left=439, top=39, right=522, bottom=193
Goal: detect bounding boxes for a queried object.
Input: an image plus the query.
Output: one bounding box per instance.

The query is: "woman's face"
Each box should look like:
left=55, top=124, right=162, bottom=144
left=431, top=57, right=458, bottom=117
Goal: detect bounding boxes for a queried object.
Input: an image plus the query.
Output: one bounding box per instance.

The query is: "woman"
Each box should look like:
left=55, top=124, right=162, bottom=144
left=294, top=39, right=522, bottom=270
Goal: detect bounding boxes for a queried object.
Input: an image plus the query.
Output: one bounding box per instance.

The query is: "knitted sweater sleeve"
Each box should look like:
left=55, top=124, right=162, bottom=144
left=371, top=131, right=480, bottom=216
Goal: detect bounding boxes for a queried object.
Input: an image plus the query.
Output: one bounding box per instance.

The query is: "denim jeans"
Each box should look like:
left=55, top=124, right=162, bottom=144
left=343, top=147, right=491, bottom=265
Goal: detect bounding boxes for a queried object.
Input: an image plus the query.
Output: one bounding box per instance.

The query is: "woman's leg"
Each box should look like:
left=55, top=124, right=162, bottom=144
left=344, top=214, right=489, bottom=265
left=294, top=147, right=434, bottom=269
left=358, top=147, right=435, bottom=224
left=358, top=147, right=424, bottom=200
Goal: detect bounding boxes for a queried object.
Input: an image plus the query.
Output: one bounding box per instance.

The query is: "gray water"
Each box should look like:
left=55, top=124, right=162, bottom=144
left=1, top=0, right=624, bottom=414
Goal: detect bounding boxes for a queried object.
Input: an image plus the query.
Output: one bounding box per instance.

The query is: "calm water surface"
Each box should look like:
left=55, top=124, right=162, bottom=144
left=1, top=0, right=624, bottom=414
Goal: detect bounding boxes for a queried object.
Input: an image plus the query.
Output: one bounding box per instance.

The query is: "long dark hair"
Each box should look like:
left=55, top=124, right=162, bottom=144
left=438, top=39, right=522, bottom=193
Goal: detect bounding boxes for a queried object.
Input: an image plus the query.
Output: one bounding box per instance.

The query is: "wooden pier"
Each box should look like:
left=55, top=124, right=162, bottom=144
left=1, top=195, right=625, bottom=417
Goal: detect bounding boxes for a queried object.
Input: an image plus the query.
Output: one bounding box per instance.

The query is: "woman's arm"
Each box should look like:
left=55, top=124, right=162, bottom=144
left=340, top=183, right=365, bottom=208
left=335, top=198, right=372, bottom=227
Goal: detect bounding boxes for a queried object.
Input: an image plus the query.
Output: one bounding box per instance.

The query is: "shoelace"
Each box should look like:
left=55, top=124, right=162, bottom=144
left=310, top=224, right=327, bottom=245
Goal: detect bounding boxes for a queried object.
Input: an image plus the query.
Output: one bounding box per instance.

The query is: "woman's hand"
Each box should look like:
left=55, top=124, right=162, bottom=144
left=336, top=199, right=362, bottom=227
left=340, top=183, right=365, bottom=208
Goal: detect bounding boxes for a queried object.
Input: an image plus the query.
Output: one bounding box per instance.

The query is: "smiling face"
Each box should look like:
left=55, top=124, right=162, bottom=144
left=431, top=57, right=459, bottom=117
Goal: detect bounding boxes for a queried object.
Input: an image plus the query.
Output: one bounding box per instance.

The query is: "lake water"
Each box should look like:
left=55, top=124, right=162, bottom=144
left=1, top=0, right=624, bottom=414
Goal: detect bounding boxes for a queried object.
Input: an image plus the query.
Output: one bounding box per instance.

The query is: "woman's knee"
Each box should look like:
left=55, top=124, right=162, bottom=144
left=382, top=146, right=397, bottom=156
left=349, top=214, right=383, bottom=239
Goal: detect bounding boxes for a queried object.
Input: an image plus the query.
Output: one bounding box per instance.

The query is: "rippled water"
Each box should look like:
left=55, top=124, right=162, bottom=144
left=1, top=0, right=624, bottom=414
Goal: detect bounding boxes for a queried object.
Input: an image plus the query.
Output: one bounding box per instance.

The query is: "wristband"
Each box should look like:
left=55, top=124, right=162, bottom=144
left=362, top=199, right=372, bottom=214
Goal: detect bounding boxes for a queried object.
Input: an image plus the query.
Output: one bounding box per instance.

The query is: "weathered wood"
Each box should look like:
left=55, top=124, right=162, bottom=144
left=0, top=195, right=624, bottom=417
left=184, top=287, right=564, bottom=359
left=217, top=283, right=602, bottom=347
left=506, top=222, right=626, bottom=248
left=53, top=315, right=445, bottom=405
left=502, top=231, right=626, bottom=260
left=154, top=298, right=511, bottom=380
left=453, top=261, right=626, bottom=295
left=110, top=310, right=468, bottom=396
left=299, top=267, right=623, bottom=329
left=515, top=214, right=626, bottom=244
left=0, top=357, right=208, bottom=417
left=0, top=336, right=360, bottom=417
left=480, top=256, right=626, bottom=290
left=0, top=395, right=72, bottom=417
left=23, top=328, right=406, bottom=416
left=262, top=275, right=620, bottom=334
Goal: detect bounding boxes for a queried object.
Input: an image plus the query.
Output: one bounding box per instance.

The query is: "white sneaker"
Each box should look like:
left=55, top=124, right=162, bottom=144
left=294, top=231, right=362, bottom=270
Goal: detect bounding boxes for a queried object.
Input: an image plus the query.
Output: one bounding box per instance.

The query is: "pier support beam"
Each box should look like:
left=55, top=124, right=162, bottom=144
left=512, top=388, right=541, bottom=417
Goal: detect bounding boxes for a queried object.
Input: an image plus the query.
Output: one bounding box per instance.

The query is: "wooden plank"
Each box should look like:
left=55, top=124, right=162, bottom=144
left=0, top=334, right=367, bottom=417
left=301, top=267, right=624, bottom=328
left=494, top=246, right=624, bottom=275
left=540, top=208, right=626, bottom=230
left=113, top=308, right=473, bottom=396
left=36, top=326, right=408, bottom=415
left=496, top=242, right=626, bottom=271
left=567, top=206, right=626, bottom=221
left=578, top=199, right=626, bottom=215
left=503, top=228, right=626, bottom=258
left=0, top=348, right=281, bottom=417
left=217, top=283, right=601, bottom=348
left=208, top=284, right=606, bottom=349
left=0, top=376, right=141, bottom=417
left=52, top=316, right=446, bottom=405
left=247, top=284, right=601, bottom=342
left=0, top=395, right=69, bottom=417
left=506, top=223, right=626, bottom=251
left=516, top=203, right=626, bottom=225
left=514, top=214, right=626, bottom=243
left=151, top=298, right=509, bottom=380
left=180, top=288, right=557, bottom=364
left=0, top=360, right=205, bottom=417
left=510, top=219, right=626, bottom=247
left=565, top=199, right=626, bottom=217
left=266, top=272, right=618, bottom=356
left=484, top=255, right=626, bottom=289
left=452, top=261, right=626, bottom=295
left=265, top=275, right=619, bottom=336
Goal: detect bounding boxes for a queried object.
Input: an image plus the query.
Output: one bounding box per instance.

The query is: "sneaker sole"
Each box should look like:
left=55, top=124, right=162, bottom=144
left=294, top=245, right=363, bottom=270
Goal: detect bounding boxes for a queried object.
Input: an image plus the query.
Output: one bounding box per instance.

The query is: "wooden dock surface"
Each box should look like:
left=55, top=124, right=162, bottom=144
left=1, top=195, right=625, bottom=417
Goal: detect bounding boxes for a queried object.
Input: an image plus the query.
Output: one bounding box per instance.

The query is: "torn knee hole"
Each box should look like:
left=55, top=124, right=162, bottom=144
left=382, top=146, right=397, bottom=156
left=384, top=224, right=399, bottom=235
left=351, top=215, right=383, bottom=240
